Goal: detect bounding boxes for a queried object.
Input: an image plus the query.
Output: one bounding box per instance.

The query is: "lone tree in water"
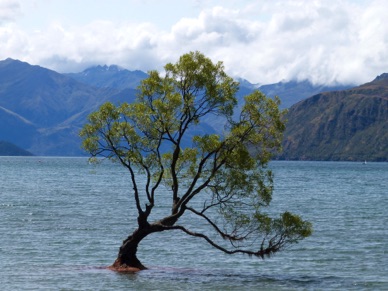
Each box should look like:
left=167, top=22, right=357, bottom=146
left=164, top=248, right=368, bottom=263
left=80, top=51, right=312, bottom=271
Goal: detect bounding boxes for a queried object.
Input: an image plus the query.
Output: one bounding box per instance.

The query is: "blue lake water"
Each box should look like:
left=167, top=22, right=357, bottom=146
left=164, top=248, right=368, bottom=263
left=0, top=157, right=387, bottom=290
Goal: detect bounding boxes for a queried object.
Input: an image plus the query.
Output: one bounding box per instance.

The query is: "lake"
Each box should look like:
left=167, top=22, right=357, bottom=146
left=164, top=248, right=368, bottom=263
left=0, top=157, right=387, bottom=290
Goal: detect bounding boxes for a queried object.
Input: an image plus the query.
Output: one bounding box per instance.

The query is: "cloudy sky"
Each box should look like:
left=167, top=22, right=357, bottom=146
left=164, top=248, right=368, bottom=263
left=1, top=0, right=387, bottom=85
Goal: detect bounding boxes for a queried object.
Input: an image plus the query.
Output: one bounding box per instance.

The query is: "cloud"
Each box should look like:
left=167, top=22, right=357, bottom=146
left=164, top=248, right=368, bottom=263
left=0, top=0, right=387, bottom=86
left=216, top=0, right=388, bottom=85
left=0, top=0, right=21, bottom=24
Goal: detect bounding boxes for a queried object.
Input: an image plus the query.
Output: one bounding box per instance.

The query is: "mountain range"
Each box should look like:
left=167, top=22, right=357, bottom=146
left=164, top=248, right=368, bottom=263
left=0, top=58, right=138, bottom=155
left=0, top=58, right=386, bottom=161
left=65, top=65, right=148, bottom=91
left=279, top=73, right=388, bottom=161
left=0, top=140, right=33, bottom=156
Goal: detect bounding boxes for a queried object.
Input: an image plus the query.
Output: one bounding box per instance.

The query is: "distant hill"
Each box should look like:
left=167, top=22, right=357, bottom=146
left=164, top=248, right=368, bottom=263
left=236, top=78, right=352, bottom=108
left=69, top=67, right=352, bottom=109
left=0, top=57, right=378, bottom=158
left=280, top=73, right=388, bottom=161
left=0, top=58, right=121, bottom=155
left=258, top=80, right=352, bottom=109
left=0, top=105, right=38, bottom=150
left=0, top=58, right=113, bottom=128
left=0, top=140, right=33, bottom=156
left=65, top=65, right=148, bottom=90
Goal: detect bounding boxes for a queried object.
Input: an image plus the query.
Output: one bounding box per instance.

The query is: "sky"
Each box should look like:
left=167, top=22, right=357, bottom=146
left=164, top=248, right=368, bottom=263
left=0, top=0, right=387, bottom=85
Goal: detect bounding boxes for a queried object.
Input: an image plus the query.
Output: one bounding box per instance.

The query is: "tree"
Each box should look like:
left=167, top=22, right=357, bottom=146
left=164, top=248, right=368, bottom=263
left=80, top=51, right=312, bottom=271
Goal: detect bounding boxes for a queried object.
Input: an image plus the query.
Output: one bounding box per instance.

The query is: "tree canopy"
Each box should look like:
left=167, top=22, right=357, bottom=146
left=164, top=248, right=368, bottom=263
left=80, top=51, right=312, bottom=271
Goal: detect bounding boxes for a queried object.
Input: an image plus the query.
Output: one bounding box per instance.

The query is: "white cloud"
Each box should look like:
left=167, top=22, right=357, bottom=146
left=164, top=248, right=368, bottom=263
left=0, top=0, right=21, bottom=24
left=0, top=0, right=387, bottom=85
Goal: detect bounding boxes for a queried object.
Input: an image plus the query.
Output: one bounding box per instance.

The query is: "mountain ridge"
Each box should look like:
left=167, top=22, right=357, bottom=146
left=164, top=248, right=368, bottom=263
left=0, top=58, right=386, bottom=159
left=279, top=73, right=388, bottom=161
left=0, top=140, right=33, bottom=156
left=0, top=58, right=124, bottom=155
left=65, top=65, right=148, bottom=91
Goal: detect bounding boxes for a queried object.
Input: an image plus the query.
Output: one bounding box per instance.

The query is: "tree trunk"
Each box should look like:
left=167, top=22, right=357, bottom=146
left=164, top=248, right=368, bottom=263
left=110, top=227, right=151, bottom=272
left=109, top=215, right=175, bottom=272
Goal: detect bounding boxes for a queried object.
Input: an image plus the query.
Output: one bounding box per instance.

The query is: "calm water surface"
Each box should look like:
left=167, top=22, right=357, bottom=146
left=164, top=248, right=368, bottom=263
left=0, top=157, right=387, bottom=290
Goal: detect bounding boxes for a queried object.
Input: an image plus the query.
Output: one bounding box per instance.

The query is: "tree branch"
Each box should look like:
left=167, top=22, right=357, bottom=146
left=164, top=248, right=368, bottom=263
left=185, top=207, right=244, bottom=241
left=162, top=224, right=281, bottom=259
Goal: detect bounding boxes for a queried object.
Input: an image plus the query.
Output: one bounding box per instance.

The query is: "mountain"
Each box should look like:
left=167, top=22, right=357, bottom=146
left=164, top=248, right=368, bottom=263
left=0, top=105, right=38, bottom=149
left=279, top=73, right=388, bottom=161
left=68, top=67, right=352, bottom=109
left=1, top=57, right=381, bottom=158
left=235, top=78, right=352, bottom=109
left=2, top=58, right=86, bottom=128
left=0, top=58, right=123, bottom=155
left=257, top=80, right=352, bottom=109
left=0, top=58, right=114, bottom=128
left=0, top=140, right=33, bottom=156
left=65, top=65, right=148, bottom=90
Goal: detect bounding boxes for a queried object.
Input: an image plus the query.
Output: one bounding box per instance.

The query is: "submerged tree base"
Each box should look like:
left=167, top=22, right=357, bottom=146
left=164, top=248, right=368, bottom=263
left=107, top=265, right=143, bottom=273
left=108, top=258, right=147, bottom=273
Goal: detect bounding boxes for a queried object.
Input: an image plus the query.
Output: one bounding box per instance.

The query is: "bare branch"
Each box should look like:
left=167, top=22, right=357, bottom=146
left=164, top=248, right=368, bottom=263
left=185, top=207, right=243, bottom=241
left=162, top=224, right=283, bottom=259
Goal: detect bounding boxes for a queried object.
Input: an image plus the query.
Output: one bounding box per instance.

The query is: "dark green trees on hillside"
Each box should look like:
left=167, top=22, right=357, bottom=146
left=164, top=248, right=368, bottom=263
left=80, top=52, right=312, bottom=271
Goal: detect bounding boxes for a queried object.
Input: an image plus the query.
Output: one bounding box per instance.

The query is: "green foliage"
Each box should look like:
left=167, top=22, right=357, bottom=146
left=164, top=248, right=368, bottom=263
left=80, top=51, right=312, bottom=259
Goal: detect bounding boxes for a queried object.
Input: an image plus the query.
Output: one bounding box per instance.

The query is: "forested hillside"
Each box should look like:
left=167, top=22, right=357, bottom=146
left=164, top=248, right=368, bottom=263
left=280, top=74, right=388, bottom=161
